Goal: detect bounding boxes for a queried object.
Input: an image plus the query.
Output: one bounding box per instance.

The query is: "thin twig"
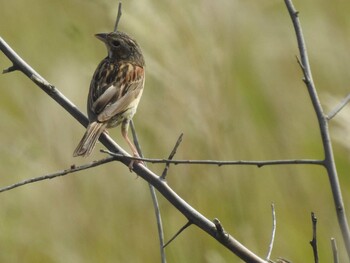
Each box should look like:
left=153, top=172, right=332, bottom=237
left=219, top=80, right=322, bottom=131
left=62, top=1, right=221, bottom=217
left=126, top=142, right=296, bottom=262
left=130, top=120, right=143, bottom=158
left=276, top=258, right=292, bottom=263
left=0, top=157, right=115, bottom=193
left=161, top=133, right=184, bottom=179
left=163, top=221, right=192, bottom=248
left=130, top=121, right=167, bottom=263
left=326, top=93, right=350, bottom=120
left=284, top=0, right=350, bottom=258
left=309, top=212, right=319, bottom=263
left=266, top=203, right=276, bottom=261
left=101, top=150, right=323, bottom=167
left=114, top=2, right=123, bottom=32
left=148, top=184, right=166, bottom=263
left=331, top=238, right=339, bottom=263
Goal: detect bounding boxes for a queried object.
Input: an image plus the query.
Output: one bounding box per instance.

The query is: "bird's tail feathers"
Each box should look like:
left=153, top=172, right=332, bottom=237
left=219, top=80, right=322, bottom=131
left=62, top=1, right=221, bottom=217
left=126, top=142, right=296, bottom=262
left=73, top=122, right=107, bottom=157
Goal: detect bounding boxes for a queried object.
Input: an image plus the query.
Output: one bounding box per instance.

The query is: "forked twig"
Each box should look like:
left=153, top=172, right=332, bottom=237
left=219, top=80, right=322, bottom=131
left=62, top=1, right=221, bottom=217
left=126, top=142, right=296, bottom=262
left=285, top=0, right=350, bottom=258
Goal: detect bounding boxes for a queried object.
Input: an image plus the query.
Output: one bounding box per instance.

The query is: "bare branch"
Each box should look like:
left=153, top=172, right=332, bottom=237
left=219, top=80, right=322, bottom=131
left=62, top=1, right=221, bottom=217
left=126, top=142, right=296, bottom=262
left=309, top=212, right=319, bottom=263
left=148, top=184, right=166, bottom=263
left=326, top=93, right=350, bottom=120
left=101, top=150, right=323, bottom=167
left=266, top=203, right=276, bottom=261
left=284, top=0, right=350, bottom=257
left=161, top=133, right=184, bottom=179
left=114, top=2, right=123, bottom=32
left=163, top=221, right=192, bottom=248
left=130, top=121, right=167, bottom=263
left=130, top=120, right=143, bottom=158
left=0, top=157, right=115, bottom=193
left=331, top=238, right=339, bottom=263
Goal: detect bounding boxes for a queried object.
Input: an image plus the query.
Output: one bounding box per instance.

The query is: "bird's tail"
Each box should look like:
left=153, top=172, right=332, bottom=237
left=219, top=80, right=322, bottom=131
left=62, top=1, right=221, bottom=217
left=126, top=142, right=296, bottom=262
left=73, top=122, right=107, bottom=157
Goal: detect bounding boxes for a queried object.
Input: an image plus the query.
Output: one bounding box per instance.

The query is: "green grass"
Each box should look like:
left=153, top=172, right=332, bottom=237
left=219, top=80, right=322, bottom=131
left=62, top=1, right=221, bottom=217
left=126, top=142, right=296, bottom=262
left=1, top=0, right=350, bottom=262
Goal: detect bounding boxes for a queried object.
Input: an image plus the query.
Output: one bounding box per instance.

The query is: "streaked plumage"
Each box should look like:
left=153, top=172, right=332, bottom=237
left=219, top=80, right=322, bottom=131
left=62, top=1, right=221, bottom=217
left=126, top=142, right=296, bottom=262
left=73, top=31, right=145, bottom=159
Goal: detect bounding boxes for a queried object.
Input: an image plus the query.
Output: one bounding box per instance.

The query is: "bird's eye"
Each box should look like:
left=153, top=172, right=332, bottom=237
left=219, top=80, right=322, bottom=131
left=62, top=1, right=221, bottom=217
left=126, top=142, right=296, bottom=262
left=111, top=40, right=121, bottom=47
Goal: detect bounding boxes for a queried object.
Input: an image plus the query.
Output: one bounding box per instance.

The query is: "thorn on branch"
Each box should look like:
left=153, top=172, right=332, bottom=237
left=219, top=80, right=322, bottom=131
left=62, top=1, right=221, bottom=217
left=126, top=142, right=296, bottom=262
left=163, top=221, right=192, bottom=248
left=295, top=56, right=306, bottom=74
left=161, top=133, right=184, bottom=180
left=310, top=212, right=319, bottom=263
left=213, top=218, right=229, bottom=240
left=3, top=64, right=19, bottom=74
left=295, top=56, right=313, bottom=87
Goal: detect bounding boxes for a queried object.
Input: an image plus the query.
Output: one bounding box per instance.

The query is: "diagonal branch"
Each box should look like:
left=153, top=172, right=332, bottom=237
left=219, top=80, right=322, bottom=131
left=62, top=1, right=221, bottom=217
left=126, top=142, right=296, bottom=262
left=0, top=37, right=266, bottom=263
left=284, top=0, right=350, bottom=258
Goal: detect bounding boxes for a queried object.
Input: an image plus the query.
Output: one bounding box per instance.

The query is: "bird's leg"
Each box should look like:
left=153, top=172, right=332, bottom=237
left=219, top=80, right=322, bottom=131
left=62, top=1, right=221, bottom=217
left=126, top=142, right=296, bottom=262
left=121, top=122, right=143, bottom=171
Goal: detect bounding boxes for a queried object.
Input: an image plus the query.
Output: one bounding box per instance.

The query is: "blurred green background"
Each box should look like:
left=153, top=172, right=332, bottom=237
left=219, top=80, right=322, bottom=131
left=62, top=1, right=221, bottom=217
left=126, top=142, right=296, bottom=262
left=1, top=0, right=350, bottom=262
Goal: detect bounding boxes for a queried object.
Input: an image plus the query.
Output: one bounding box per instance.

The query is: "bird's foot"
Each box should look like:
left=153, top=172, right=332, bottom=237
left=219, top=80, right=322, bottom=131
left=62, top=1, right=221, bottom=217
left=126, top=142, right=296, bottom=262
left=128, top=153, right=144, bottom=172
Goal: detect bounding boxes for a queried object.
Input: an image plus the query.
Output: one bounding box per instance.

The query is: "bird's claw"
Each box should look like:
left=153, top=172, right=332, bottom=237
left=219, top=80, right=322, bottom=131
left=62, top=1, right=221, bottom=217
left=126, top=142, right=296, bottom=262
left=128, top=154, right=144, bottom=172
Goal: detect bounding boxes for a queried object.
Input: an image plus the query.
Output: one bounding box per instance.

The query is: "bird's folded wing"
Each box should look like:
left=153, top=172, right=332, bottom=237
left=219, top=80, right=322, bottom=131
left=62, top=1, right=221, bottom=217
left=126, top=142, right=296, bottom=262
left=92, top=84, right=120, bottom=114
left=97, top=86, right=143, bottom=122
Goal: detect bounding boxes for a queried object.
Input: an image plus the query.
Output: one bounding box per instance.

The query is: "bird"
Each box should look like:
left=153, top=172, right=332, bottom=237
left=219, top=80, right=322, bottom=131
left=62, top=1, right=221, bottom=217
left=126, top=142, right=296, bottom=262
left=73, top=31, right=145, bottom=167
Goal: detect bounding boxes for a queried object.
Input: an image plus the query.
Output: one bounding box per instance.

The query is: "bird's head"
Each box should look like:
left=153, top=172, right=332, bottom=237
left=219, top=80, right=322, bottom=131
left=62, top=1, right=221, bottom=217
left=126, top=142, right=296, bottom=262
left=95, top=31, right=144, bottom=66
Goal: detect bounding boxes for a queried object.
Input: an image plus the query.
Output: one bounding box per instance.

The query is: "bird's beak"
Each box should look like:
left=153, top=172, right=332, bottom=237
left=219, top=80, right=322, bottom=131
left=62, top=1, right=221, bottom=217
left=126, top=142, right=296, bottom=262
left=95, top=33, right=108, bottom=42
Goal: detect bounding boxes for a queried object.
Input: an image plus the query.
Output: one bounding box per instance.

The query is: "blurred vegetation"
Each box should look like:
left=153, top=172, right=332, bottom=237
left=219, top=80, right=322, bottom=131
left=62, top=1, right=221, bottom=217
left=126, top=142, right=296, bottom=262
left=0, top=0, right=350, bottom=262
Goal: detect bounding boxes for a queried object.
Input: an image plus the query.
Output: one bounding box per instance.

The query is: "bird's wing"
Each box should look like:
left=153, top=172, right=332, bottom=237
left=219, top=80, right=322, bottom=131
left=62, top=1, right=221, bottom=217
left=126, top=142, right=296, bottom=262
left=92, top=84, right=119, bottom=114
left=96, top=64, right=145, bottom=122
left=89, top=60, right=122, bottom=115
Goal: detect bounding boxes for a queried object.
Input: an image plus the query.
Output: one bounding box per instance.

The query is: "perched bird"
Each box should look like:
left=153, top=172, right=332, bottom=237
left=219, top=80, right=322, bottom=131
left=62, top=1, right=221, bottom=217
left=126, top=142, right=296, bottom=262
left=73, top=31, right=145, bottom=163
